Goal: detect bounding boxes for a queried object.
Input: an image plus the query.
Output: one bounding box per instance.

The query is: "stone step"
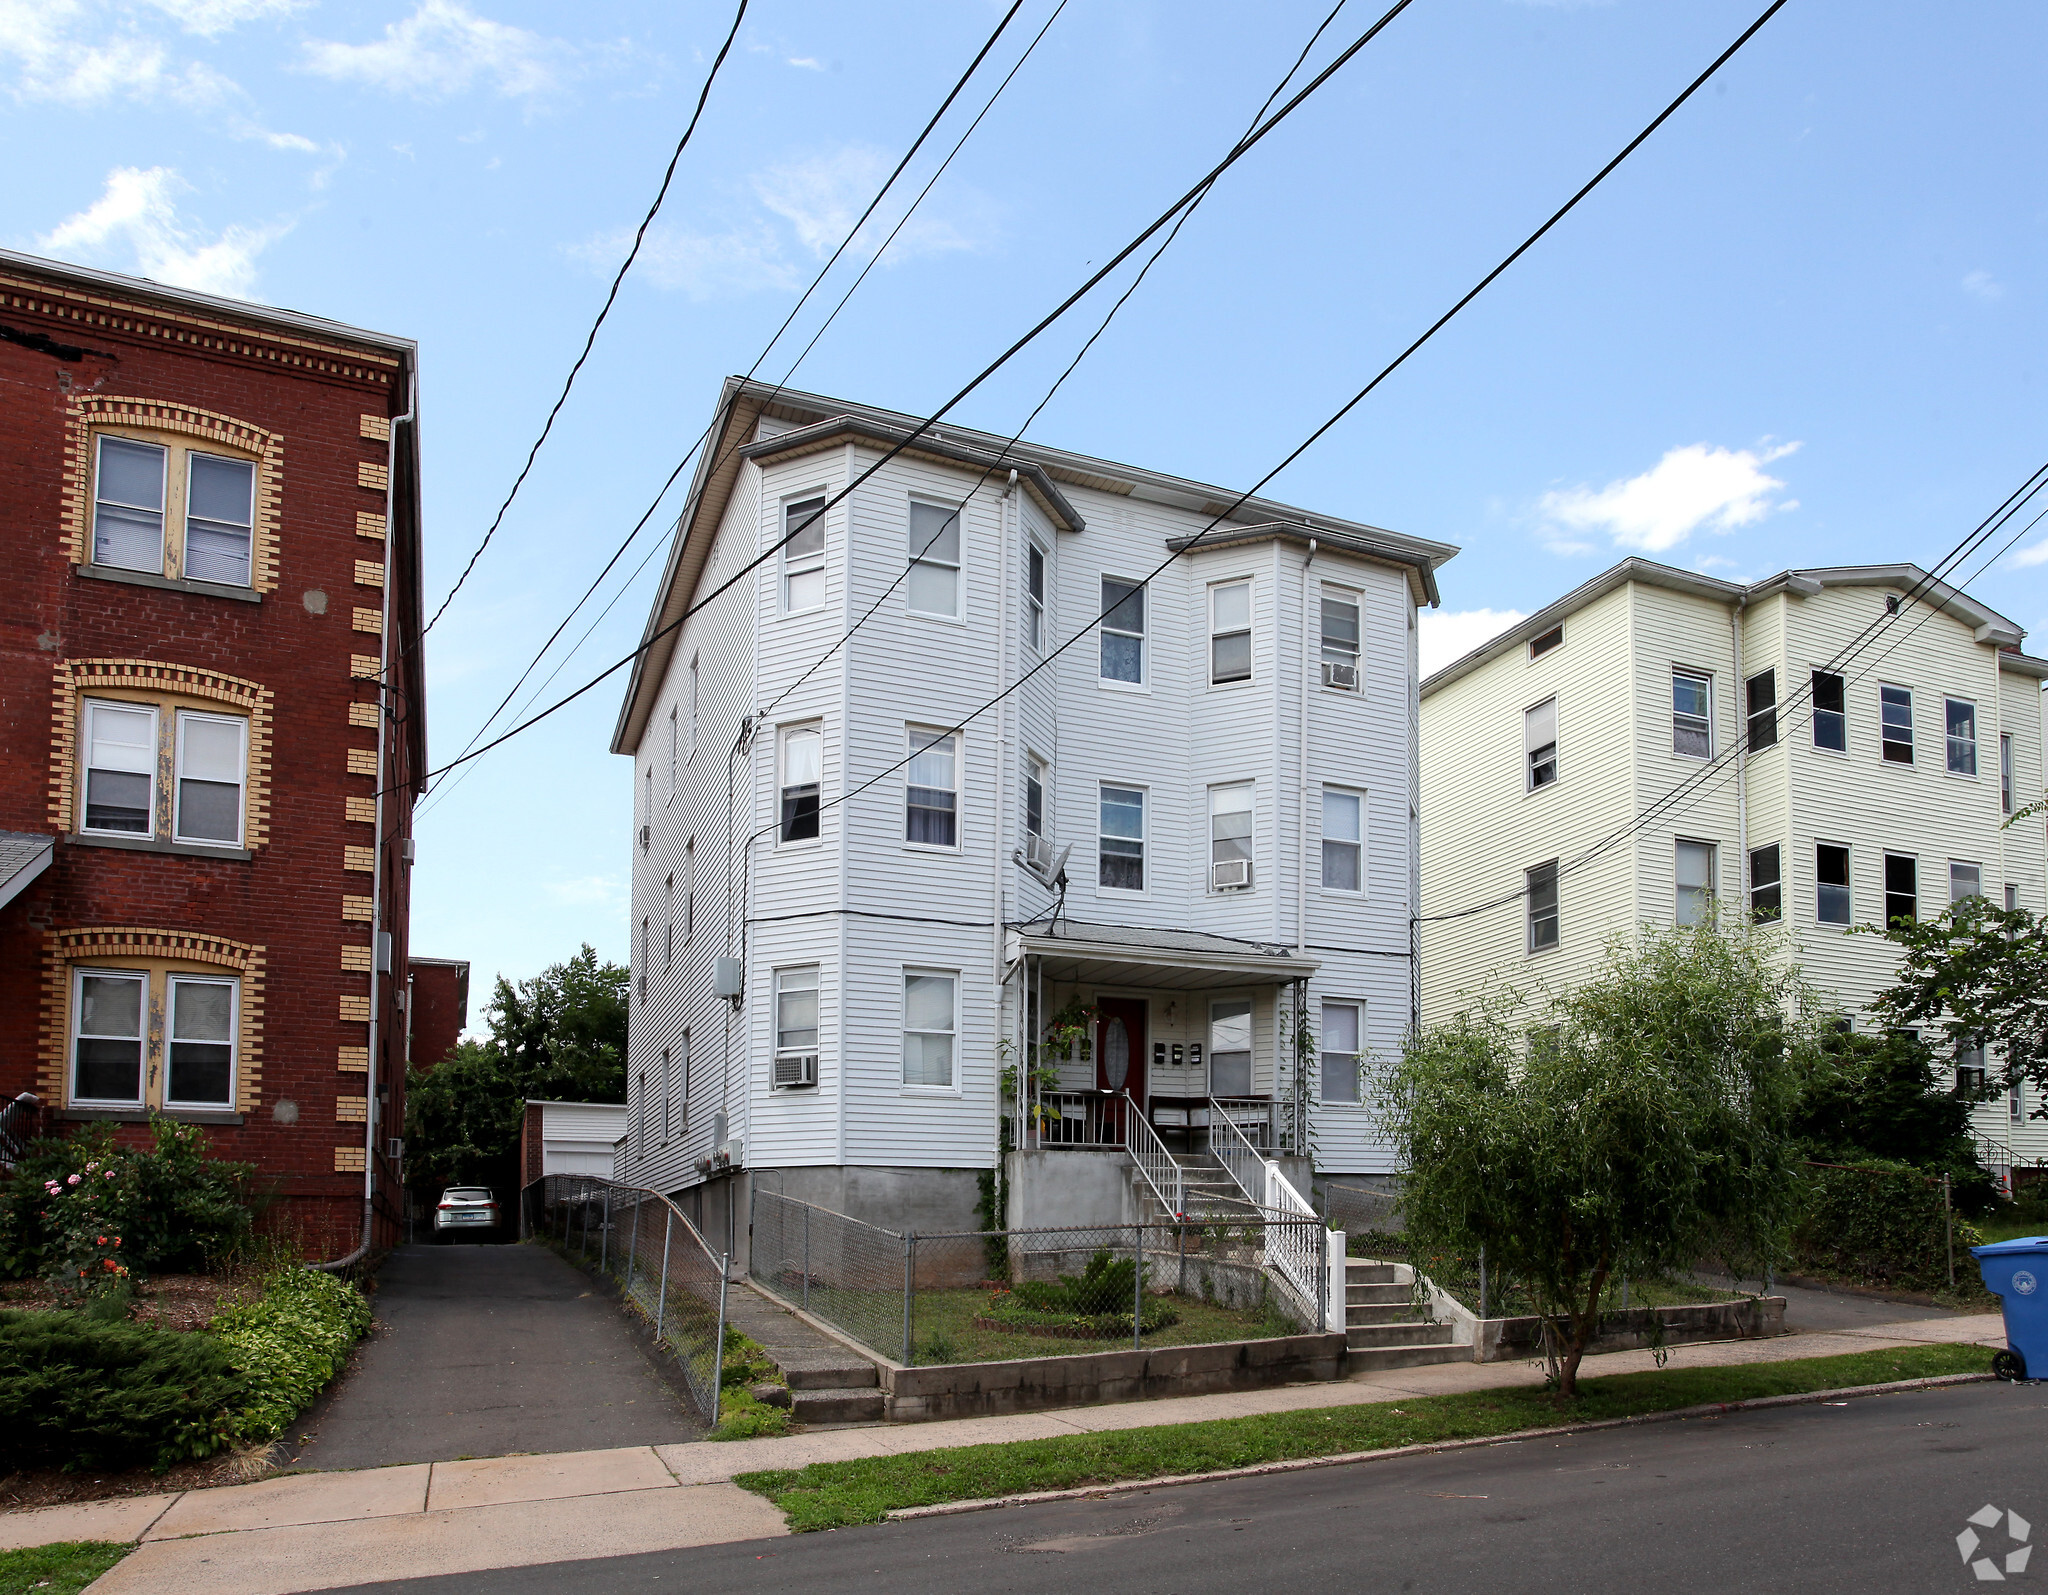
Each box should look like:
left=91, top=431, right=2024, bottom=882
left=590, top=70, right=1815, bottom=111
left=1345, top=1303, right=1420, bottom=1326
left=789, top=1386, right=888, bottom=1424
left=776, top=1353, right=879, bottom=1390
left=1344, top=1341, right=1470, bottom=1373
left=1346, top=1261, right=1398, bottom=1283
left=1346, top=1320, right=1456, bottom=1351
left=1348, top=1283, right=1411, bottom=1306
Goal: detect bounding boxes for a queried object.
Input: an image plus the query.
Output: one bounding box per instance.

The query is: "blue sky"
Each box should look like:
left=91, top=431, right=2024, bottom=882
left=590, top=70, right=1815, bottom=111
left=10, top=0, right=2048, bottom=1016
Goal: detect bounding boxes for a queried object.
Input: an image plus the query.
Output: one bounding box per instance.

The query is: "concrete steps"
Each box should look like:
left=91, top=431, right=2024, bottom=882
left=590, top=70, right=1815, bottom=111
left=789, top=1386, right=888, bottom=1424
left=1341, top=1256, right=1467, bottom=1371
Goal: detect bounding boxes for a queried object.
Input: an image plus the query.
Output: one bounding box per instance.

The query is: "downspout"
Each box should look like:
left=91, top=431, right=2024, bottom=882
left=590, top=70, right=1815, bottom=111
left=1295, top=538, right=1316, bottom=1154
left=994, top=470, right=1017, bottom=1179
left=1732, top=594, right=1747, bottom=925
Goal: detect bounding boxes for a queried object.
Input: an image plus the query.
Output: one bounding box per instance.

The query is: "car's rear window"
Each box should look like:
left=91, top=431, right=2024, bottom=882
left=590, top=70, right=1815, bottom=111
left=444, top=1188, right=493, bottom=1201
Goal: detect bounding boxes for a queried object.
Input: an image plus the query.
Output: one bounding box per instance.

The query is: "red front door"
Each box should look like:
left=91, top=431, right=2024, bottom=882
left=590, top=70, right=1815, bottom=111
left=1095, top=998, right=1147, bottom=1140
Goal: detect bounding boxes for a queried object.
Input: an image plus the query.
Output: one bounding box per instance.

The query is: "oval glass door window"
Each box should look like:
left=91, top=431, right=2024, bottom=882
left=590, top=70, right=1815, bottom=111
left=1103, top=1017, right=1129, bottom=1091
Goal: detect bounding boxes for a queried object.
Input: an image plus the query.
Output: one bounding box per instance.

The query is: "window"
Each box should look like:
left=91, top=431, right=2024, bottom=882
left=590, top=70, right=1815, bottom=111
left=1950, top=861, right=1983, bottom=905
left=675, top=1030, right=690, bottom=1116
left=687, top=653, right=699, bottom=760
left=1672, top=670, right=1711, bottom=758
left=1816, top=842, right=1852, bottom=925
left=661, top=1048, right=672, bottom=1140
left=2008, top=884, right=2020, bottom=912
left=2011, top=1080, right=2025, bottom=1126
left=903, top=970, right=957, bottom=1087
left=1321, top=787, right=1362, bottom=891
left=1750, top=843, right=1782, bottom=922
left=1209, top=581, right=1251, bottom=684
left=907, top=501, right=962, bottom=618
left=773, top=966, right=819, bottom=1085
left=1025, top=543, right=1045, bottom=650
left=1210, top=783, right=1253, bottom=890
left=1746, top=670, right=1777, bottom=751
left=1880, top=685, right=1913, bottom=763
left=684, top=839, right=696, bottom=943
left=165, top=974, right=235, bottom=1108
left=1525, top=697, right=1558, bottom=791
left=1025, top=755, right=1046, bottom=838
left=72, top=969, right=145, bottom=1106
left=781, top=495, right=826, bottom=612
left=638, top=917, right=648, bottom=1004
left=778, top=725, right=821, bottom=842
left=1957, top=1040, right=1988, bottom=1096
left=1884, top=853, right=1917, bottom=927
left=1675, top=840, right=1716, bottom=927
left=667, top=707, right=678, bottom=797
left=183, top=452, right=255, bottom=586
left=1321, top=589, right=1361, bottom=689
left=642, top=767, right=652, bottom=849
left=2002, top=733, right=2014, bottom=813
left=906, top=728, right=958, bottom=847
left=1946, top=699, right=1977, bottom=776
left=92, top=436, right=167, bottom=573
left=1529, top=624, right=1563, bottom=660
left=173, top=711, right=245, bottom=846
left=664, top=876, right=673, bottom=967
left=1100, top=577, right=1145, bottom=684
left=1098, top=784, right=1145, bottom=891
left=1210, top=1001, right=1253, bottom=1097
left=82, top=700, right=156, bottom=836
left=1527, top=861, right=1560, bottom=952
left=1320, top=1000, right=1361, bottom=1104
left=1812, top=670, right=1847, bottom=752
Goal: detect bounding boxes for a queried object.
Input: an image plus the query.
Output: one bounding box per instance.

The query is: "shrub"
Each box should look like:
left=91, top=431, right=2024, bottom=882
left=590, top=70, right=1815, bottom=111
left=0, top=1310, right=239, bottom=1472
left=1792, top=1159, right=1983, bottom=1292
left=211, top=1269, right=372, bottom=1441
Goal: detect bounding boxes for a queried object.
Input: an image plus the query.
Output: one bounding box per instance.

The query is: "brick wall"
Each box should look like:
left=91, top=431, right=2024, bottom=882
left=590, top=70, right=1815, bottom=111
left=408, top=957, right=468, bottom=1070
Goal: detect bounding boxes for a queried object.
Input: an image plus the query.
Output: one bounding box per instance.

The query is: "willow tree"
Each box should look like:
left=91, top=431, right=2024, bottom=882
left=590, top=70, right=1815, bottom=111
left=1386, top=922, right=1818, bottom=1398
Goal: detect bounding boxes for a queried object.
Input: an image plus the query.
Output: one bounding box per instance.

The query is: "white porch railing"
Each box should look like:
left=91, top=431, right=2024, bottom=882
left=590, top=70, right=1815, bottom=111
left=1031, top=1090, right=1118, bottom=1147
left=1208, top=1100, right=1267, bottom=1209
left=1211, top=1096, right=1277, bottom=1151
left=1124, top=1092, right=1184, bottom=1217
left=1208, top=1098, right=1326, bottom=1330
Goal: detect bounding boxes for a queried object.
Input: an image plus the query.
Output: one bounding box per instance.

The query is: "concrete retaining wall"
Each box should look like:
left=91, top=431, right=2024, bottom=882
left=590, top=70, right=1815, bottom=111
left=1472, top=1296, right=1787, bottom=1362
left=882, top=1331, right=1349, bottom=1422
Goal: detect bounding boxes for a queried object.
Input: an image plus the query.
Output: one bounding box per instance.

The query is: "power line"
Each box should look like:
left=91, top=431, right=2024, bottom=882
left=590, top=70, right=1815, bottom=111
left=422, top=0, right=752, bottom=636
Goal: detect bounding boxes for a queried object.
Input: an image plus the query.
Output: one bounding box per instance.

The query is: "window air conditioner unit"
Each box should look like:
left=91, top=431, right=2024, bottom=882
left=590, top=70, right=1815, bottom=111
left=1211, top=858, right=1252, bottom=891
left=772, top=1052, right=817, bottom=1089
left=1025, top=832, right=1057, bottom=873
left=1322, top=659, right=1359, bottom=691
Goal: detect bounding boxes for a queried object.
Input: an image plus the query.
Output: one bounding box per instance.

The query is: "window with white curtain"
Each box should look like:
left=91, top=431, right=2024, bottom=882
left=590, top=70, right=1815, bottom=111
left=1320, top=1000, right=1362, bottom=1104
left=781, top=496, right=827, bottom=612
left=1210, top=1001, right=1253, bottom=1097
left=72, top=969, right=146, bottom=1106
left=907, top=502, right=962, bottom=617
left=82, top=700, right=157, bottom=836
left=1025, top=755, right=1046, bottom=838
left=1099, top=784, right=1145, bottom=891
left=174, top=710, right=247, bottom=846
left=779, top=725, right=821, bottom=842
left=1525, top=697, right=1557, bottom=791
left=774, top=966, right=820, bottom=1081
left=902, top=970, right=957, bottom=1087
left=1209, top=782, right=1253, bottom=890
left=906, top=728, right=958, bottom=847
left=1672, top=671, right=1712, bottom=758
left=1320, top=588, right=1360, bottom=690
left=1100, top=577, right=1145, bottom=684
left=1675, top=840, right=1716, bottom=926
left=1321, top=787, right=1362, bottom=891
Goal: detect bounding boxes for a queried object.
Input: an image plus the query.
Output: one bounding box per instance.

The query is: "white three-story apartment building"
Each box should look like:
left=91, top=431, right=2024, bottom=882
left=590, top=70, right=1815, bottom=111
left=1419, top=558, right=2048, bottom=1175
left=612, top=379, right=1456, bottom=1253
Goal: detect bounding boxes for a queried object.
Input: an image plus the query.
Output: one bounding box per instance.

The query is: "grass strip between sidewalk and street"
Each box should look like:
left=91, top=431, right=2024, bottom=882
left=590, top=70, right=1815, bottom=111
left=734, top=1341, right=1992, bottom=1531
left=0, top=1540, right=130, bottom=1595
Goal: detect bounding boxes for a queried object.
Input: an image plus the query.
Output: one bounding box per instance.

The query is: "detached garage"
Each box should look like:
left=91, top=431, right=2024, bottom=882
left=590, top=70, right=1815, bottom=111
left=521, top=1100, right=628, bottom=1181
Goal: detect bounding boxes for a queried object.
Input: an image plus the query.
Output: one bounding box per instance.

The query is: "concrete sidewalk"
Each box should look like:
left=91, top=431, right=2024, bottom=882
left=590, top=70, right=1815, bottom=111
left=3, top=1312, right=2003, bottom=1595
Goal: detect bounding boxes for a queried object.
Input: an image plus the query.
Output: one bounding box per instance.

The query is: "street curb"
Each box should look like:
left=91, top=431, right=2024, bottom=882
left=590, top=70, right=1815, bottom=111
left=883, top=1370, right=1996, bottom=1521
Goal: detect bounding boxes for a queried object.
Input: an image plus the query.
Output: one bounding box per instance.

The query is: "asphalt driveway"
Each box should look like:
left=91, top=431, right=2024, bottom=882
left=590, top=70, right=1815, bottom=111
left=285, top=1243, right=702, bottom=1471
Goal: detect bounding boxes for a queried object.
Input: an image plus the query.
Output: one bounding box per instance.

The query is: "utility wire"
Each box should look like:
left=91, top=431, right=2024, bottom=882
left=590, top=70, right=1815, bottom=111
left=422, top=0, right=752, bottom=636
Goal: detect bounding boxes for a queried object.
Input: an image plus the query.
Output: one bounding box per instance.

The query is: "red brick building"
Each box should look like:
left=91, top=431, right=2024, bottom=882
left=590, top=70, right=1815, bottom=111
left=0, top=248, right=426, bottom=1261
left=407, top=956, right=468, bottom=1069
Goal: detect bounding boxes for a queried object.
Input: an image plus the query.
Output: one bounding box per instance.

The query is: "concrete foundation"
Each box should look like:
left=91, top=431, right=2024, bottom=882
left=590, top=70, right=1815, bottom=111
left=747, top=1166, right=982, bottom=1236
left=1006, top=1148, right=1136, bottom=1229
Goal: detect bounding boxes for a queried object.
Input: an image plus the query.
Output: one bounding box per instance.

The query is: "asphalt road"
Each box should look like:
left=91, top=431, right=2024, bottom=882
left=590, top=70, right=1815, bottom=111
left=285, top=1242, right=702, bottom=1470
left=317, top=1380, right=2045, bottom=1594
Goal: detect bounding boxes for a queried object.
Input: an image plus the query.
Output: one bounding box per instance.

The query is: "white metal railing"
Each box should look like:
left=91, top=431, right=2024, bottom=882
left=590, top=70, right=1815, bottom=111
left=1210, top=1096, right=1276, bottom=1151
left=1207, top=1099, right=1267, bottom=1209
left=1032, top=1090, right=1117, bottom=1148
left=1123, top=1092, right=1184, bottom=1217
left=1259, top=1160, right=1326, bottom=1329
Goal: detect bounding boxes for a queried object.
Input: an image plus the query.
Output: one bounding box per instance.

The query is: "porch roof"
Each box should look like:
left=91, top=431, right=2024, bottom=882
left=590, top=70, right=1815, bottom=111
left=1007, top=918, right=1318, bottom=991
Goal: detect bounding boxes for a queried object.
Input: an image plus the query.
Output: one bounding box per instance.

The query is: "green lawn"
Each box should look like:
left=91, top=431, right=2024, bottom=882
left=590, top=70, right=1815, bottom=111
left=905, top=1287, right=1307, bottom=1365
left=1973, top=1213, right=2048, bottom=1245
left=735, top=1340, right=1993, bottom=1531
left=0, top=1542, right=130, bottom=1595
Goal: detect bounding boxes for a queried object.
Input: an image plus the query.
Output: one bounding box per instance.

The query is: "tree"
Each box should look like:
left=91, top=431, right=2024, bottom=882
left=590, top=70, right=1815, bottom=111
left=1869, top=898, right=2048, bottom=1121
left=1385, top=922, right=1817, bottom=1398
left=404, top=945, right=628, bottom=1195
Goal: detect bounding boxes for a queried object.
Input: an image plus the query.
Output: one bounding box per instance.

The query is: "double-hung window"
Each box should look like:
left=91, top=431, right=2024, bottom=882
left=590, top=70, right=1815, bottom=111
left=1527, top=861, right=1560, bottom=951
left=1210, top=1000, right=1253, bottom=1097
left=1950, top=860, right=1983, bottom=905
left=174, top=710, right=247, bottom=846
left=1675, top=840, right=1716, bottom=927
left=1749, top=843, right=1782, bottom=923
left=1098, top=784, right=1145, bottom=891
left=72, top=969, right=146, bottom=1106
left=778, top=725, right=821, bottom=842
left=1883, top=853, right=1917, bottom=926
left=1746, top=669, right=1778, bottom=751
left=1025, top=543, right=1046, bottom=650
left=667, top=708, right=678, bottom=798
left=674, top=1031, right=690, bottom=1116
left=83, top=700, right=157, bottom=836
left=1321, top=787, right=1363, bottom=891
left=1816, top=843, right=1852, bottom=925
left=1525, top=697, right=1558, bottom=791
left=902, top=970, right=957, bottom=1088
left=2002, top=733, right=2015, bottom=813
left=1672, top=670, right=1712, bottom=758
left=907, top=501, right=962, bottom=618
left=166, top=974, right=235, bottom=1109
left=683, top=839, right=696, bottom=943
left=1321, top=589, right=1361, bottom=690
left=1025, top=756, right=1046, bottom=839
left=781, top=496, right=827, bottom=612
left=92, top=436, right=168, bottom=573
left=1100, top=577, right=1145, bottom=684
left=1880, top=685, right=1914, bottom=763
left=687, top=654, right=700, bottom=761
left=661, top=1048, right=672, bottom=1140
left=1209, top=581, right=1251, bottom=684
left=184, top=452, right=255, bottom=586
left=1812, top=670, right=1847, bottom=751
left=1209, top=782, right=1253, bottom=890
left=1320, top=1000, right=1362, bottom=1104
left=664, top=876, right=674, bottom=968
left=773, top=966, right=819, bottom=1088
left=906, top=728, right=958, bottom=847
left=1946, top=699, right=1977, bottom=775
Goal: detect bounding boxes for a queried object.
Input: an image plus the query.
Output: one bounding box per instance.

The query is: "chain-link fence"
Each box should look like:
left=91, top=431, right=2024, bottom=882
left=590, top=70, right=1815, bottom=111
left=526, top=1174, right=728, bottom=1422
left=751, top=1188, right=1329, bottom=1366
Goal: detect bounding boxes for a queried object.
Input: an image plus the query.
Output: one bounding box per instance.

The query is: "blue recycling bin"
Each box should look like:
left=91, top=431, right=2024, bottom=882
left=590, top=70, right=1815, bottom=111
left=1971, top=1235, right=2048, bottom=1381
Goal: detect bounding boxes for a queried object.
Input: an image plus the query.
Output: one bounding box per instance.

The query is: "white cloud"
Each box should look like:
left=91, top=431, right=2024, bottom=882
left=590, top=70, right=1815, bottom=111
left=754, top=145, right=987, bottom=264
left=1420, top=608, right=1527, bottom=678
left=786, top=55, right=824, bottom=71
left=542, top=874, right=628, bottom=910
left=139, top=0, right=303, bottom=37
left=2011, top=541, right=2048, bottom=569
left=0, top=1, right=240, bottom=107
left=1539, top=441, right=1800, bottom=555
left=301, top=0, right=568, bottom=100
left=1963, top=269, right=2004, bottom=302
left=37, top=167, right=290, bottom=298
left=571, top=221, right=802, bottom=302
